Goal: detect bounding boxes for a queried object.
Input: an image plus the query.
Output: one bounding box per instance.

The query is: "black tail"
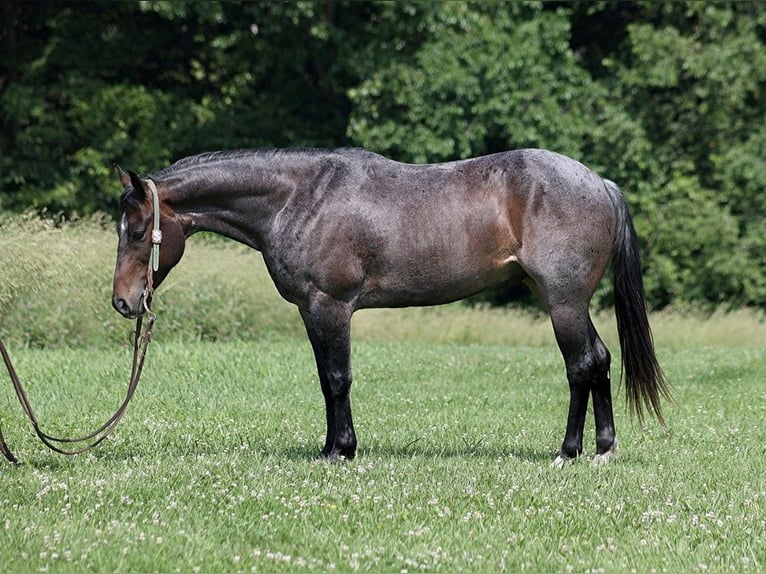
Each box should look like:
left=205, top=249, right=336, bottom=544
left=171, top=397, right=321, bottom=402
left=606, top=180, right=671, bottom=424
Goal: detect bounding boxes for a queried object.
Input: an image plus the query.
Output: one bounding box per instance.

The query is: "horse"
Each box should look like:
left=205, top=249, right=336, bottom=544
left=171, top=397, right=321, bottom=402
left=112, top=147, right=669, bottom=466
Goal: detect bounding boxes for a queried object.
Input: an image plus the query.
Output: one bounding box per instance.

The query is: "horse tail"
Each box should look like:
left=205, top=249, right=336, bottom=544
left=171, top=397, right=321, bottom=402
left=605, top=179, right=671, bottom=424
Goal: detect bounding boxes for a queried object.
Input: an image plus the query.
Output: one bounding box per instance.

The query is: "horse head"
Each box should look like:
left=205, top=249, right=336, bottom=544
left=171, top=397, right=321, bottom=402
left=112, top=165, right=186, bottom=318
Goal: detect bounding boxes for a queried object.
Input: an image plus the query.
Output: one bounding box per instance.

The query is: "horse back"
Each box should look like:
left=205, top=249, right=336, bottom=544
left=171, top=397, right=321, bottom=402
left=268, top=149, right=615, bottom=309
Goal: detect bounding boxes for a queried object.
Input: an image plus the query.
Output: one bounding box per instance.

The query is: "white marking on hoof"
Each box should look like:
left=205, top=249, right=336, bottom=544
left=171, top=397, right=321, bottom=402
left=593, top=439, right=620, bottom=465
left=552, top=454, right=572, bottom=469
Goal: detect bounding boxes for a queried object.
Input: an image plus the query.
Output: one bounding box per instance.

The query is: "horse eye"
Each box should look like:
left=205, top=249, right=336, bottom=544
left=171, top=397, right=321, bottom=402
left=130, top=230, right=146, bottom=242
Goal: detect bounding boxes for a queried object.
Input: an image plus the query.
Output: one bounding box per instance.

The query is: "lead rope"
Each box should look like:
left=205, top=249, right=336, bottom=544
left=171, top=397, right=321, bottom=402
left=0, top=308, right=154, bottom=463
left=0, top=178, right=161, bottom=465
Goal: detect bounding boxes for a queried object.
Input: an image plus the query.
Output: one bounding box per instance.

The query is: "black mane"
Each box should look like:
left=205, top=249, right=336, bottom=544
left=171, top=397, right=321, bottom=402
left=150, top=147, right=369, bottom=179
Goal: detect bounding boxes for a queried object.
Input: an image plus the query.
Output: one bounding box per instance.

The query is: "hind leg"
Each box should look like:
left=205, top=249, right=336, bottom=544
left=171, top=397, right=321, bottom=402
left=589, top=326, right=619, bottom=463
left=548, top=303, right=616, bottom=467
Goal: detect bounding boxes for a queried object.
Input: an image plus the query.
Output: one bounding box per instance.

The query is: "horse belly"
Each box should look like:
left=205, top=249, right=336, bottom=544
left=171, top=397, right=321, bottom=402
left=358, top=216, right=518, bottom=308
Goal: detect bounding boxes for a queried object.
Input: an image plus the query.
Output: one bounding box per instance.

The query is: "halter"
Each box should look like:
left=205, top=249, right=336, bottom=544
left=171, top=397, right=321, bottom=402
left=0, top=180, right=163, bottom=465
left=145, top=178, right=162, bottom=273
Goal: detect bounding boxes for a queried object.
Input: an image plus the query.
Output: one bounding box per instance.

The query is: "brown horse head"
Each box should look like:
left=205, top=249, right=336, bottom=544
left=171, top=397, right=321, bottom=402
left=112, top=165, right=186, bottom=318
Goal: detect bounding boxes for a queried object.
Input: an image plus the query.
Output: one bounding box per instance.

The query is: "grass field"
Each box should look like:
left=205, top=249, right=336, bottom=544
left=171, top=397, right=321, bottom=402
left=1, top=218, right=765, bottom=572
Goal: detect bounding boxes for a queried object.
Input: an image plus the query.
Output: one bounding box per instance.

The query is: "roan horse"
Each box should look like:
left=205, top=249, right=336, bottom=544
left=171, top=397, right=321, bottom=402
left=112, top=148, right=669, bottom=465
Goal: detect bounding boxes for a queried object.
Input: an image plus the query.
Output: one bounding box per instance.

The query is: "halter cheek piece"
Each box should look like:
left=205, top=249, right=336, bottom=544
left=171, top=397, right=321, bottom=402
left=141, top=179, right=162, bottom=318
left=145, top=178, right=162, bottom=273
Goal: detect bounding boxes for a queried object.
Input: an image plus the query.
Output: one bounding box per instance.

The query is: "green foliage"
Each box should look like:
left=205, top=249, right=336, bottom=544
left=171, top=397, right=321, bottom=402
left=641, top=174, right=743, bottom=307
left=1, top=1, right=765, bottom=309
left=347, top=2, right=597, bottom=161
left=347, top=1, right=766, bottom=310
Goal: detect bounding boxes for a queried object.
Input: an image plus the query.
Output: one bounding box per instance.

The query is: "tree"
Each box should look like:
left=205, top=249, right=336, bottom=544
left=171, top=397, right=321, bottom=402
left=348, top=2, right=597, bottom=162
left=1, top=1, right=764, bottom=309
left=610, top=1, right=766, bottom=308
left=0, top=1, right=357, bottom=214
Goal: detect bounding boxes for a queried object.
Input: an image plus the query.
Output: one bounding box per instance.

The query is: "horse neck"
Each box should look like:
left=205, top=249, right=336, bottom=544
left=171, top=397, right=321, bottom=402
left=156, top=153, right=310, bottom=251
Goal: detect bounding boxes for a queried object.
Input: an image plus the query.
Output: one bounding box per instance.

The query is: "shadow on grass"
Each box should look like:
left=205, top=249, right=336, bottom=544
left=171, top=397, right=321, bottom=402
left=277, top=440, right=555, bottom=464
left=363, top=443, right=555, bottom=463
left=8, top=434, right=556, bottom=468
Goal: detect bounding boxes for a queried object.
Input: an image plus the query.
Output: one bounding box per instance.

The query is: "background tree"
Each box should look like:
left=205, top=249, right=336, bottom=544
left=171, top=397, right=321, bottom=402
left=1, top=0, right=764, bottom=309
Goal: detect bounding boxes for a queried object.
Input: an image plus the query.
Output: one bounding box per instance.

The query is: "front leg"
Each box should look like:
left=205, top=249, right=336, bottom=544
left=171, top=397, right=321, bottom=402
left=299, top=296, right=357, bottom=460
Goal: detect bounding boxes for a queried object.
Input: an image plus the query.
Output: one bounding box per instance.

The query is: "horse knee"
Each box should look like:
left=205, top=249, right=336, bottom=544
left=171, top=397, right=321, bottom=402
left=566, top=344, right=610, bottom=387
left=325, top=368, right=352, bottom=399
left=593, top=341, right=611, bottom=379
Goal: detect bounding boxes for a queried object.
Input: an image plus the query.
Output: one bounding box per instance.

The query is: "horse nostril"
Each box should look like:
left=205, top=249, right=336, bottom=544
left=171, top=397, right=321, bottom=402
left=112, top=297, right=131, bottom=317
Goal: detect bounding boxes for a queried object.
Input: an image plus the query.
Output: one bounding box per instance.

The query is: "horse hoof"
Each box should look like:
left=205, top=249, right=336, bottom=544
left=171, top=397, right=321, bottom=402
left=551, top=454, right=573, bottom=469
left=320, top=449, right=356, bottom=462
left=593, top=439, right=620, bottom=465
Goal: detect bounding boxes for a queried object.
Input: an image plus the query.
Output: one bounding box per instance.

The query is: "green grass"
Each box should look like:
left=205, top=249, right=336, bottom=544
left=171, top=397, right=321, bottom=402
left=1, top=340, right=765, bottom=573
left=1, top=216, right=765, bottom=572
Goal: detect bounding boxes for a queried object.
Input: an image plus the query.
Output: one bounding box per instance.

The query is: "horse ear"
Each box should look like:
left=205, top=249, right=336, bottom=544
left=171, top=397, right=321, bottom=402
left=114, top=163, right=132, bottom=189
left=113, top=164, right=147, bottom=201
left=127, top=170, right=147, bottom=202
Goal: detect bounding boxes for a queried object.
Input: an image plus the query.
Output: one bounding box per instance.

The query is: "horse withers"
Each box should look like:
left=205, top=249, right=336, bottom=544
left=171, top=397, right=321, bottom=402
left=112, top=148, right=669, bottom=465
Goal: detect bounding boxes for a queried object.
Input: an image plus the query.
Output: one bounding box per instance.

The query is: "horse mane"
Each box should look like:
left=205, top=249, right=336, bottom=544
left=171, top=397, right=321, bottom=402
left=150, top=148, right=369, bottom=180
left=118, top=148, right=379, bottom=210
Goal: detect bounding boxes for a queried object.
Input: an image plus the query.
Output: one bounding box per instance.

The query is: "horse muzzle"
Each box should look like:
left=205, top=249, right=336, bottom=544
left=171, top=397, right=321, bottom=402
left=112, top=296, right=138, bottom=319
left=112, top=288, right=150, bottom=319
